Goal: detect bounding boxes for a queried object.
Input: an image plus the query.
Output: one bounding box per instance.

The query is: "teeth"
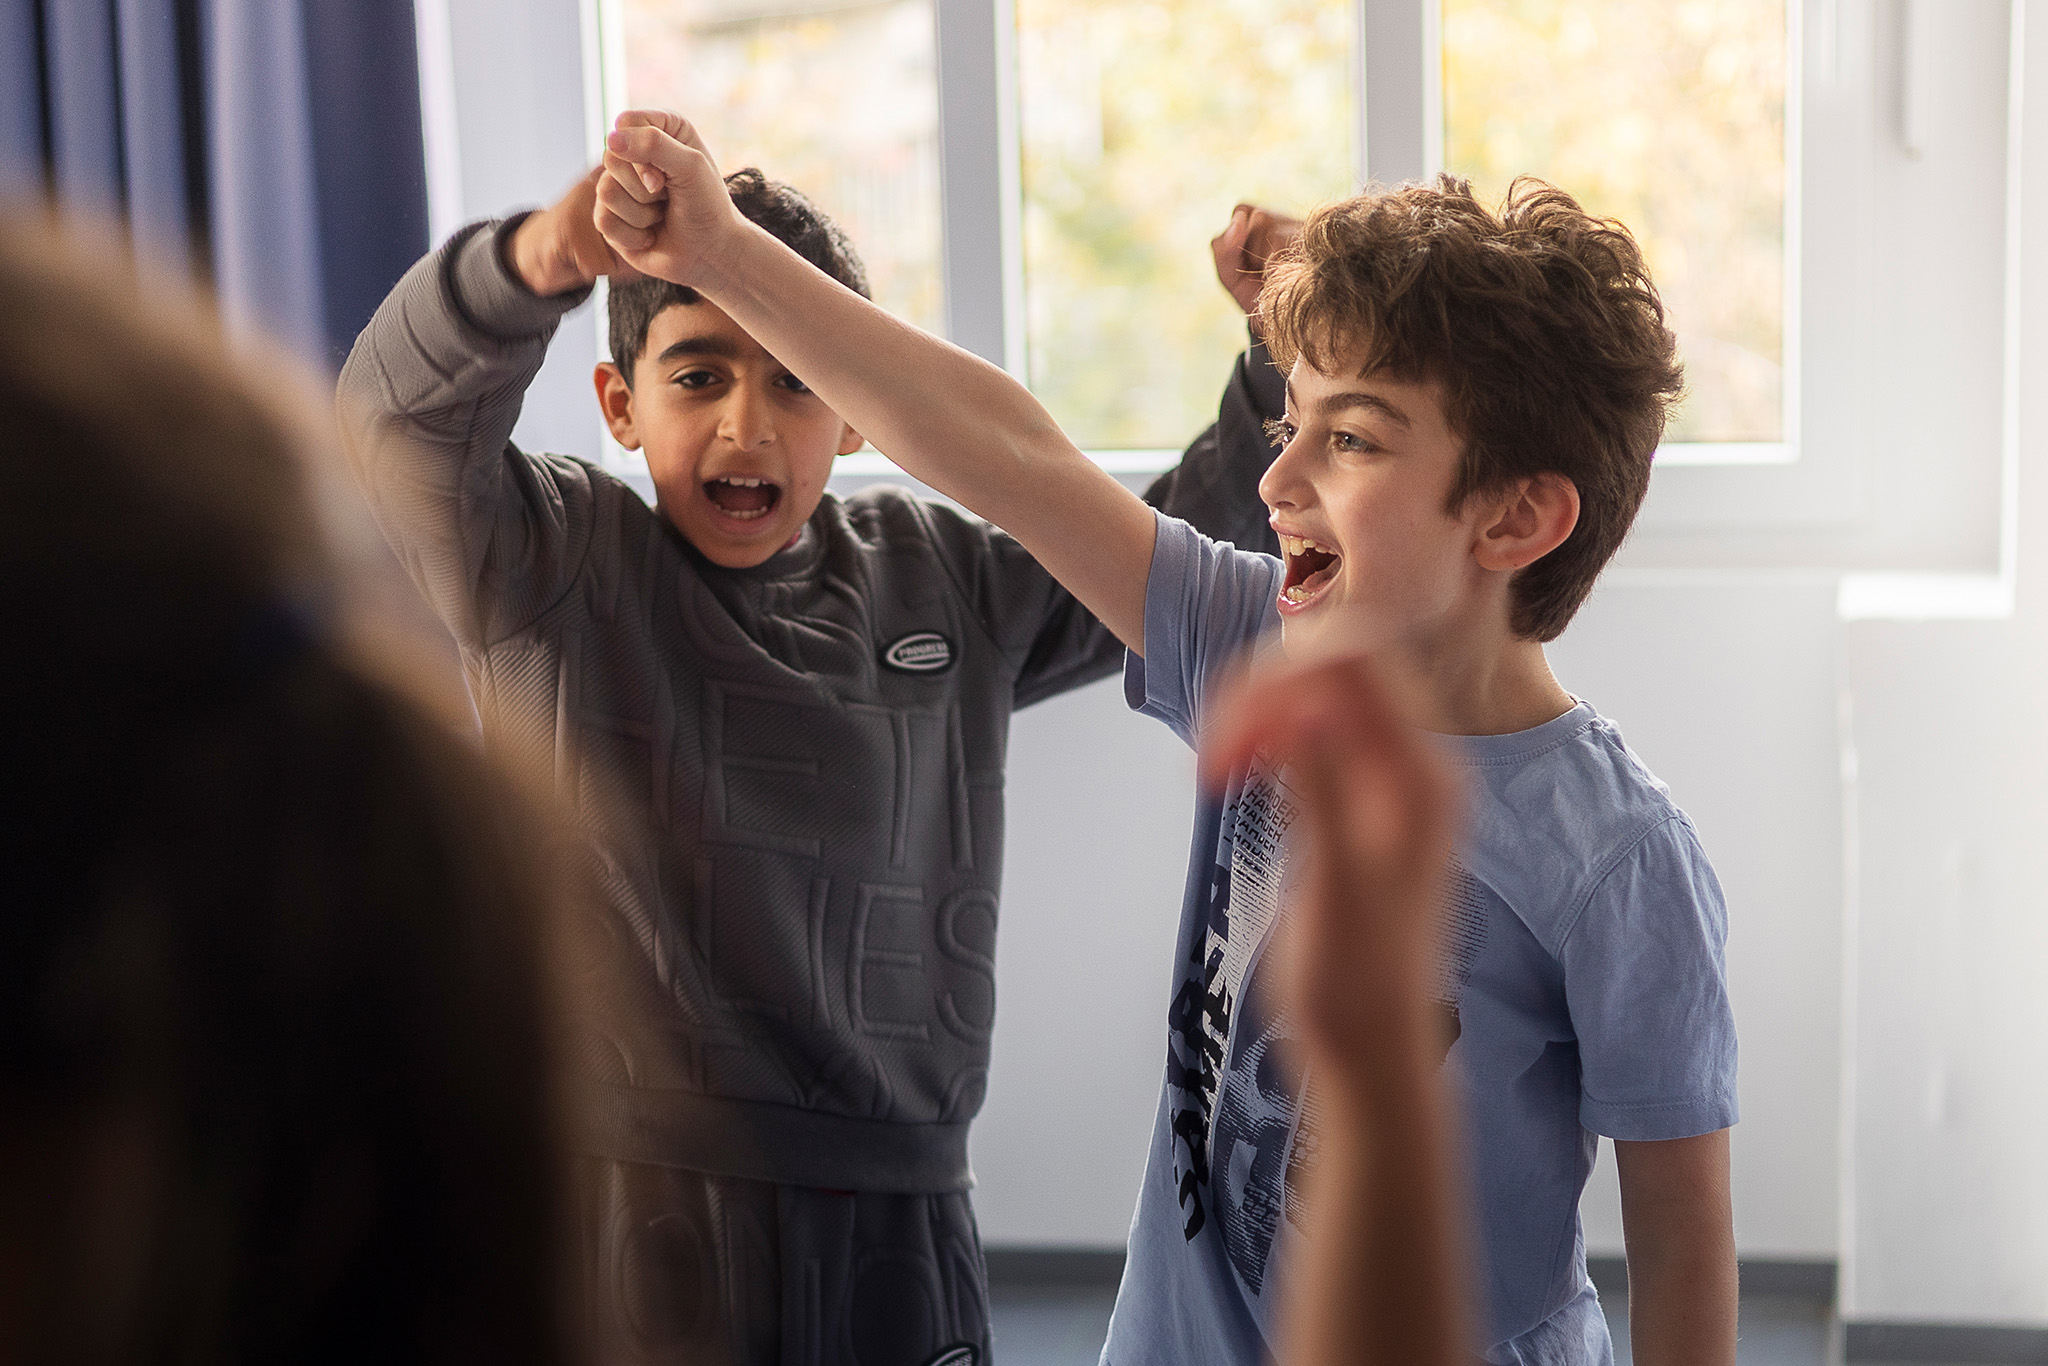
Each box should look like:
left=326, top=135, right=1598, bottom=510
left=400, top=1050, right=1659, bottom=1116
left=1283, top=585, right=1313, bottom=603
left=1277, top=533, right=1336, bottom=559
left=713, top=475, right=768, bottom=487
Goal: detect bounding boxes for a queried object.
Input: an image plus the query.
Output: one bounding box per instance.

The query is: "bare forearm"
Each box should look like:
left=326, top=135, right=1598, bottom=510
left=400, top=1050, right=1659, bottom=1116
left=707, top=224, right=1040, bottom=485
left=1204, top=651, right=1470, bottom=1366
left=699, top=221, right=1155, bottom=647
left=1626, top=1236, right=1737, bottom=1366
left=597, top=114, right=1158, bottom=645
left=1617, top=1132, right=1737, bottom=1366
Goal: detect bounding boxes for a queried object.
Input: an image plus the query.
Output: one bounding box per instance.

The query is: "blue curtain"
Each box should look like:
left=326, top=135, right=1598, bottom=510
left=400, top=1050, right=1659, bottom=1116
left=0, top=0, right=430, bottom=372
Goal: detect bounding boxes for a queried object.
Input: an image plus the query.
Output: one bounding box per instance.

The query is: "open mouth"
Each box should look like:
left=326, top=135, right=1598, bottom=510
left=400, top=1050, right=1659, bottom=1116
left=704, top=475, right=782, bottom=523
left=1277, top=533, right=1341, bottom=606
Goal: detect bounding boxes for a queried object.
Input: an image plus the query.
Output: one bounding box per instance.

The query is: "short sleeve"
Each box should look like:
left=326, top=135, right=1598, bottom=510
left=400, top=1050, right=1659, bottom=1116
left=1561, top=815, right=1740, bottom=1140
left=1122, top=510, right=1283, bottom=748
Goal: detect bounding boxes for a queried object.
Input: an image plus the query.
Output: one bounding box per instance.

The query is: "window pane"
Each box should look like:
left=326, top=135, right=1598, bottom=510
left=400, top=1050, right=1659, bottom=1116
left=1442, top=0, right=1787, bottom=444
left=1017, top=0, right=1356, bottom=449
left=623, top=0, right=943, bottom=332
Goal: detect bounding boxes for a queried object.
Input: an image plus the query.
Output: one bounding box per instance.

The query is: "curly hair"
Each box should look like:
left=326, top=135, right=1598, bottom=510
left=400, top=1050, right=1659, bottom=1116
left=1259, top=175, right=1684, bottom=641
left=608, top=167, right=870, bottom=381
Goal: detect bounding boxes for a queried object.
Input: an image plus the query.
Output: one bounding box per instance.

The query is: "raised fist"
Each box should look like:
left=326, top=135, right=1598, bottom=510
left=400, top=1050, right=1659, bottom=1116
left=1211, top=203, right=1305, bottom=329
left=594, top=110, right=745, bottom=290
left=508, top=166, right=633, bottom=298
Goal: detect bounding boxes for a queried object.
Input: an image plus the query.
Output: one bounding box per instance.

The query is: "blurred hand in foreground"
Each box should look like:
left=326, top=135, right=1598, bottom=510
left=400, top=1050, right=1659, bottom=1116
left=1202, top=647, right=1471, bottom=1366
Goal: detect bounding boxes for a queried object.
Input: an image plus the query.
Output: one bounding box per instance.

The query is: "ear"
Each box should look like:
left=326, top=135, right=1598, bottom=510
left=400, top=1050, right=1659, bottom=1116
left=594, top=362, right=641, bottom=449
left=835, top=423, right=866, bottom=458
left=1474, top=472, right=1580, bottom=573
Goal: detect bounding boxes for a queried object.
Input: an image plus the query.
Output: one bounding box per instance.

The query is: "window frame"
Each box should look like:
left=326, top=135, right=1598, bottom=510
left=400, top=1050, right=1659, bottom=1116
left=595, top=0, right=1801, bottom=470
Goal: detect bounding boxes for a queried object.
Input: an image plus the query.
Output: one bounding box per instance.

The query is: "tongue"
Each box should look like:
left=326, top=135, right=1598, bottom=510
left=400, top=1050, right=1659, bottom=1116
left=1289, top=549, right=1337, bottom=590
left=709, top=481, right=776, bottom=513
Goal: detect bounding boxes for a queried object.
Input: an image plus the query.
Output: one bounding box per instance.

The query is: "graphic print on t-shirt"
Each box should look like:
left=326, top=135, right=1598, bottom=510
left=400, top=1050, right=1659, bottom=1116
left=1165, top=767, right=1294, bottom=1245
left=1208, top=772, right=1300, bottom=1296
left=1163, top=759, right=1490, bottom=1306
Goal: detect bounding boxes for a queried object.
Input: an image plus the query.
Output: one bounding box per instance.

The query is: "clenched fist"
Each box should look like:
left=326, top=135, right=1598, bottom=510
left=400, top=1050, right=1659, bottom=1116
left=1212, top=203, right=1304, bottom=331
left=508, top=166, right=635, bottom=298
left=594, top=110, right=747, bottom=291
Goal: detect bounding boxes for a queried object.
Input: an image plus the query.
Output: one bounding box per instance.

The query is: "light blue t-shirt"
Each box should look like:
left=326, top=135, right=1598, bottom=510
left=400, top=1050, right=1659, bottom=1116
left=1102, top=514, right=1739, bottom=1366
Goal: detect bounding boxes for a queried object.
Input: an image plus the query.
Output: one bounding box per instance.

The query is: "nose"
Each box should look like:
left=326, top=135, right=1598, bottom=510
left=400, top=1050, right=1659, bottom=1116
left=717, top=381, right=776, bottom=450
left=1258, top=429, right=1312, bottom=515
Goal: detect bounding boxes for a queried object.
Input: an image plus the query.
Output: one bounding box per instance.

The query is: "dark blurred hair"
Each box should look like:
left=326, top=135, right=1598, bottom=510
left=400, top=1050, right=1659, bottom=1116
left=607, top=166, right=870, bottom=381
left=0, top=214, right=570, bottom=1365
left=1260, top=176, right=1685, bottom=642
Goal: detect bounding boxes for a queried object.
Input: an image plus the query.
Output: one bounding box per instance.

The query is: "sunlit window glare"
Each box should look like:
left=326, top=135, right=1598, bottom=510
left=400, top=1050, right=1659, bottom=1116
left=1015, top=0, right=1357, bottom=450
left=1442, top=0, right=1789, bottom=444
left=623, top=0, right=944, bottom=333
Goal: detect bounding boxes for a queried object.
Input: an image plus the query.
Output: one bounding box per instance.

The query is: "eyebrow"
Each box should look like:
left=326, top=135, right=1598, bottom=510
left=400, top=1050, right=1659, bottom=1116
left=1285, top=379, right=1413, bottom=430
left=655, top=334, right=742, bottom=364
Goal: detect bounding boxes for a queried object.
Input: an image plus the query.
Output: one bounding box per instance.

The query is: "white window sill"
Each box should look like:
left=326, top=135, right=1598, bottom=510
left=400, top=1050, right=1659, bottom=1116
left=833, top=449, right=1186, bottom=478
left=837, top=442, right=1795, bottom=480
left=1655, top=441, right=1797, bottom=467
left=1837, top=572, right=2016, bottom=622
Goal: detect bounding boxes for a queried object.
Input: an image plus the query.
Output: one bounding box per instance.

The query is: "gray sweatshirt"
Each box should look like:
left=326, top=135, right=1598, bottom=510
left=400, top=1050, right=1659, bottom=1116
left=337, top=217, right=1279, bottom=1195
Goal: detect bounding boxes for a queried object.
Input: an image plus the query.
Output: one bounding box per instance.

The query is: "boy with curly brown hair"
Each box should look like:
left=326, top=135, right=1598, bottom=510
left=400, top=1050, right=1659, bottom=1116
left=598, top=111, right=1738, bottom=1366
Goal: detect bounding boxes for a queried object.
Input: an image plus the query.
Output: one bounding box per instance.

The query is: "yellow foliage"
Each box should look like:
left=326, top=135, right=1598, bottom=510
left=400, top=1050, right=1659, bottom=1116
left=1017, top=0, right=1356, bottom=448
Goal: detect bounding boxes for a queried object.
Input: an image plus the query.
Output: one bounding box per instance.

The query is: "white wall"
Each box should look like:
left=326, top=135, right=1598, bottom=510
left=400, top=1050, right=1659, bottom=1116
left=433, top=0, right=602, bottom=458
left=1840, top=611, right=2048, bottom=1323
left=972, top=677, right=1194, bottom=1245
left=1549, top=577, right=1847, bottom=1259
left=1829, top=3, right=2048, bottom=1321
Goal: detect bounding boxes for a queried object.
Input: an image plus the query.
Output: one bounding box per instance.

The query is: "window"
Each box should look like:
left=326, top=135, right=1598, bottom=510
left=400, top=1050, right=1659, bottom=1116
left=576, top=0, right=2019, bottom=601
left=607, top=0, right=1792, bottom=464
left=1440, top=0, right=1791, bottom=449
left=619, top=0, right=944, bottom=333
left=1014, top=0, right=1357, bottom=451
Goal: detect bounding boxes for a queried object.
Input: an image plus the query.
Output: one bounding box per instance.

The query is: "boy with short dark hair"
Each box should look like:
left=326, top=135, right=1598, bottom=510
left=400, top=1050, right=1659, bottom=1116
left=338, top=162, right=1263, bottom=1366
left=598, top=112, right=1739, bottom=1366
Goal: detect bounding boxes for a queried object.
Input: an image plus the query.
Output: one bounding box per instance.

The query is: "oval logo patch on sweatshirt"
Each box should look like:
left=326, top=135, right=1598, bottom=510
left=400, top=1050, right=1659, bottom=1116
left=882, top=631, right=955, bottom=674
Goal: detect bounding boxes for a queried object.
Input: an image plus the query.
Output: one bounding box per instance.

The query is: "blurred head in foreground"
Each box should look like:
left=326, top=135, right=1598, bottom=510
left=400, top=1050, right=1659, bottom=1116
left=0, top=216, right=569, bottom=1364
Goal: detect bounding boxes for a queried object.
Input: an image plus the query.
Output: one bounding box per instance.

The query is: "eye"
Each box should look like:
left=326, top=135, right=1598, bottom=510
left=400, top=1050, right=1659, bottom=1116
left=1332, top=429, right=1377, bottom=454
left=672, top=368, right=719, bottom=390
left=1263, top=417, right=1297, bottom=448
left=775, top=373, right=813, bottom=394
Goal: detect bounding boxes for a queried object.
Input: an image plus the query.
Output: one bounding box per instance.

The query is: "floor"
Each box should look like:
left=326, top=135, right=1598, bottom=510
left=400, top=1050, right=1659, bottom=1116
left=988, top=1282, right=1839, bottom=1366
left=987, top=1285, right=1120, bottom=1366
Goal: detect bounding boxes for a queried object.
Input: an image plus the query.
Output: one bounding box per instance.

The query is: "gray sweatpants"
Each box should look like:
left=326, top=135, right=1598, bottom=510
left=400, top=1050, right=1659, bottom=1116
left=580, top=1159, right=991, bottom=1366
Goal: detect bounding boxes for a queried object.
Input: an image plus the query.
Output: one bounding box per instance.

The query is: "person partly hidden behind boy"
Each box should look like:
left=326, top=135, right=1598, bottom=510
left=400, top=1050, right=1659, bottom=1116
left=596, top=113, right=1741, bottom=1366
left=336, top=160, right=1287, bottom=1364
